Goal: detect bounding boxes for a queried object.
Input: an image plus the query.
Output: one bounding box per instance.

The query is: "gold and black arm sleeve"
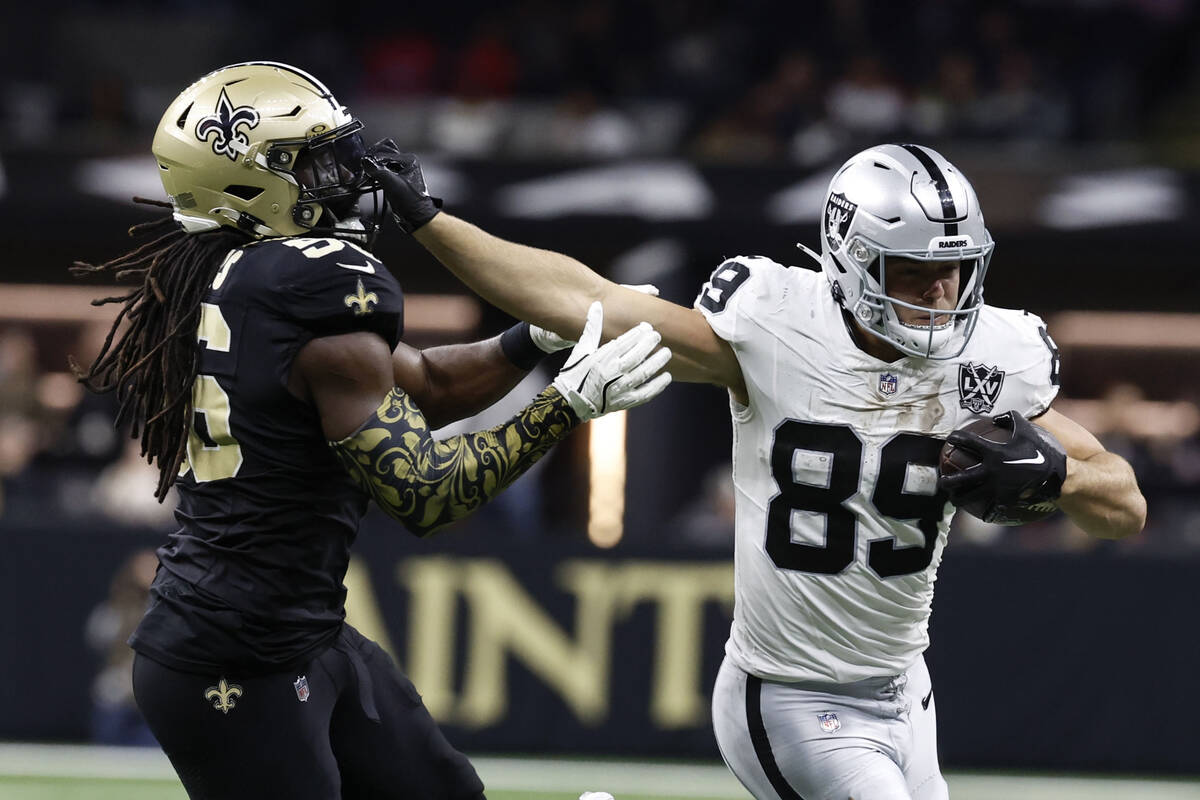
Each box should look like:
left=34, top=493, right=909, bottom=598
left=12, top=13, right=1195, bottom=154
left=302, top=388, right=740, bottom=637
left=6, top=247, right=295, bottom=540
left=331, top=385, right=580, bottom=536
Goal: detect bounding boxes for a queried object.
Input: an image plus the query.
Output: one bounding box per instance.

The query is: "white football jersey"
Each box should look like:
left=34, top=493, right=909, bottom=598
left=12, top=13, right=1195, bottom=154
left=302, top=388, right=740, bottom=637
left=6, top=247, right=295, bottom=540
left=696, top=256, right=1059, bottom=684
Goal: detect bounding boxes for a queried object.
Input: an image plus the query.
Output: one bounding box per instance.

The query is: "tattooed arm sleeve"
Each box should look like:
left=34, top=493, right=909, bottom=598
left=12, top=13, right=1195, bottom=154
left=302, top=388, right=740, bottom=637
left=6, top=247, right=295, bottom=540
left=330, top=384, right=580, bottom=536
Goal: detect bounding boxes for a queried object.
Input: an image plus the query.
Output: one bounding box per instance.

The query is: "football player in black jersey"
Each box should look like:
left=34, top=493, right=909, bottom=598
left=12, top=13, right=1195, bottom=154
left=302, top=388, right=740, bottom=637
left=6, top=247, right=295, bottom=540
left=72, top=62, right=671, bottom=800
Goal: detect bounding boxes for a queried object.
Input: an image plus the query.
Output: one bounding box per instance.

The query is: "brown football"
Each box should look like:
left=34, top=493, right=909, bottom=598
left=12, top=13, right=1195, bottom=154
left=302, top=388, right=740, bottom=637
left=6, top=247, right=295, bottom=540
left=939, top=417, right=1059, bottom=525
left=939, top=417, right=1009, bottom=476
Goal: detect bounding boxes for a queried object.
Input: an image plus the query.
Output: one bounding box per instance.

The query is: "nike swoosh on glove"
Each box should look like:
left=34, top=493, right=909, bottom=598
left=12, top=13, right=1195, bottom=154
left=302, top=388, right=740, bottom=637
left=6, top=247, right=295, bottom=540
left=939, top=410, right=1068, bottom=509
left=551, top=301, right=672, bottom=421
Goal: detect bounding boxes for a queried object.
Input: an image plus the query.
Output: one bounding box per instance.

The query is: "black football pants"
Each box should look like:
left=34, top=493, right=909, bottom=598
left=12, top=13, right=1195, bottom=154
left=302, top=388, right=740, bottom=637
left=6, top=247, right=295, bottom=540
left=132, top=625, right=484, bottom=800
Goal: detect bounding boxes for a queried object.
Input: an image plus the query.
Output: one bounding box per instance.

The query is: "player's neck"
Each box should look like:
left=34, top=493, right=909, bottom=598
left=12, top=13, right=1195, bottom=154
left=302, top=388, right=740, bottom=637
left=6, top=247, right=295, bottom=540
left=841, top=310, right=906, bottom=363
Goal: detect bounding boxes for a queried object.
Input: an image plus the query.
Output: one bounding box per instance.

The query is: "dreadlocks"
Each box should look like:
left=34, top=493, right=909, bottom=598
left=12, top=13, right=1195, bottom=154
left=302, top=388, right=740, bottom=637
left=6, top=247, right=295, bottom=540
left=72, top=198, right=249, bottom=500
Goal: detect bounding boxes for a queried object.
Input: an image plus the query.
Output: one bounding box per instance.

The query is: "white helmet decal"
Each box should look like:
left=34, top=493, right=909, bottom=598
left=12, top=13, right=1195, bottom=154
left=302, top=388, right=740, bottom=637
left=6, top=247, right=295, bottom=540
left=195, top=88, right=261, bottom=161
left=824, top=193, right=856, bottom=251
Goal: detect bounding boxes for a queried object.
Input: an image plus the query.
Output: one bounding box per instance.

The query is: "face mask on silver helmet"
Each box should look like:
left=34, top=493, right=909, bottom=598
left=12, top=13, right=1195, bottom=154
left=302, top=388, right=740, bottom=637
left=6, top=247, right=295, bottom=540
left=818, top=143, right=995, bottom=359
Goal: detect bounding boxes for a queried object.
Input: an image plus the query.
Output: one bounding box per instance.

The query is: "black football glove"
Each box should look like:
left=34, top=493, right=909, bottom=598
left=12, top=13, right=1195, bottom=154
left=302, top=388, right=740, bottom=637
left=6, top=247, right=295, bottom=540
left=361, top=140, right=442, bottom=234
left=939, top=410, right=1068, bottom=513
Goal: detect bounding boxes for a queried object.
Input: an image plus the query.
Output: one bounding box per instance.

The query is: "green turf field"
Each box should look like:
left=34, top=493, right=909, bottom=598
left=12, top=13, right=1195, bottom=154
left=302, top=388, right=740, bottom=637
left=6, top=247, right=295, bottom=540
left=0, top=781, right=736, bottom=800
left=1, top=745, right=1197, bottom=800
left=0, top=781, right=737, bottom=800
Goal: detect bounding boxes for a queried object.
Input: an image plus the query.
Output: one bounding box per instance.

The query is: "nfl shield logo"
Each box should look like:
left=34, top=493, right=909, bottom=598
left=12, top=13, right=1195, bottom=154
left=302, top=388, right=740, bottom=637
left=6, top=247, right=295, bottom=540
left=294, top=675, right=310, bottom=703
left=817, top=712, right=841, bottom=733
left=879, top=373, right=898, bottom=396
left=958, top=362, right=1006, bottom=414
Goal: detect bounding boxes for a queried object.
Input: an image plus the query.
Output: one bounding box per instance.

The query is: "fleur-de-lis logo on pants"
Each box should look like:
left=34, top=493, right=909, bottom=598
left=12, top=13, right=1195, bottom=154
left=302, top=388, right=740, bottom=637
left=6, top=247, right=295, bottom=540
left=344, top=279, right=378, bottom=316
left=195, top=88, right=261, bottom=161
left=204, top=677, right=244, bottom=714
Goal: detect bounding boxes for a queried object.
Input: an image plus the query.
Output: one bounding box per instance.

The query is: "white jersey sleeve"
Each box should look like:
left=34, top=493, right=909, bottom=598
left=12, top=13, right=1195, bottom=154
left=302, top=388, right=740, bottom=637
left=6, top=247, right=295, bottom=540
left=694, top=256, right=793, bottom=348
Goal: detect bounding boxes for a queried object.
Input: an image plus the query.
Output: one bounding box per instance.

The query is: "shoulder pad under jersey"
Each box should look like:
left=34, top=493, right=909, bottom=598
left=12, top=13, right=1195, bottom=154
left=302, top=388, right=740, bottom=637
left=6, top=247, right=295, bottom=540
left=256, top=237, right=404, bottom=350
left=695, top=255, right=810, bottom=344
left=968, top=306, right=1061, bottom=418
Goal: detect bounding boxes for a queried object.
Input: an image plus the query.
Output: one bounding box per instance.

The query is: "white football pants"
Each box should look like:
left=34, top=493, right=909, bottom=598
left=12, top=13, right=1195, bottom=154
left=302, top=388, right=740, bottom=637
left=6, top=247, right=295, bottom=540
left=712, top=655, right=948, bottom=800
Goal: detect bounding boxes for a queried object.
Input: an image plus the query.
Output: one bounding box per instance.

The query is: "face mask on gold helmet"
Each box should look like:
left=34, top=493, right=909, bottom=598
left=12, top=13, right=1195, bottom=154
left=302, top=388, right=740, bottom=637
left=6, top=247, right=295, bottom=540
left=152, top=61, right=378, bottom=240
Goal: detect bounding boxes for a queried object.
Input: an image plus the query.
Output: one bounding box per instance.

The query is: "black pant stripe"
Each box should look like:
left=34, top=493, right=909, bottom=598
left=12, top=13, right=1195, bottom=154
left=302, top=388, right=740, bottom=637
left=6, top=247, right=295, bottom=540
left=745, top=676, right=806, bottom=800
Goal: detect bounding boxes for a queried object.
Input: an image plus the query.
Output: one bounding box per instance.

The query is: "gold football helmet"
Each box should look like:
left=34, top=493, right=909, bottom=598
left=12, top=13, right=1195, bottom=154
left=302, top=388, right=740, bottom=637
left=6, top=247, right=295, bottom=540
left=153, top=61, right=374, bottom=238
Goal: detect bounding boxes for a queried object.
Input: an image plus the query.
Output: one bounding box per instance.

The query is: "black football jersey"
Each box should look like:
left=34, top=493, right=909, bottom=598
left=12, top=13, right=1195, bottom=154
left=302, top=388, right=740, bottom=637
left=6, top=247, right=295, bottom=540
left=129, top=236, right=404, bottom=674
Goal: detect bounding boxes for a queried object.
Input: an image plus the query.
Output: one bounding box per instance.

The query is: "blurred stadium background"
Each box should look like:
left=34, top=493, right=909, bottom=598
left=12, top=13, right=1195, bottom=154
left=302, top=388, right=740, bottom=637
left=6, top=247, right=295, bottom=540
left=2, top=0, right=1199, bottom=797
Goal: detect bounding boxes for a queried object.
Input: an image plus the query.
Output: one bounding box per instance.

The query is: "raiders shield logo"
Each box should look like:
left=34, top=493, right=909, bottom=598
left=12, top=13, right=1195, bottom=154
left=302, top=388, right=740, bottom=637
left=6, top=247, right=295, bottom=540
left=958, top=362, right=1005, bottom=414
left=824, top=193, right=857, bottom=251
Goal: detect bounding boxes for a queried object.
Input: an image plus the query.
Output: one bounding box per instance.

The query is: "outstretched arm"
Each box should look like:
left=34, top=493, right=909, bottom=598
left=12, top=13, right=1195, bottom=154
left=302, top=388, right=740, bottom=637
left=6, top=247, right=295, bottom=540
left=295, top=330, right=573, bottom=536
left=333, top=384, right=576, bottom=535
left=414, top=214, right=745, bottom=395
left=296, top=306, right=671, bottom=535
left=414, top=214, right=604, bottom=339
left=391, top=335, right=530, bottom=430
left=360, top=151, right=743, bottom=394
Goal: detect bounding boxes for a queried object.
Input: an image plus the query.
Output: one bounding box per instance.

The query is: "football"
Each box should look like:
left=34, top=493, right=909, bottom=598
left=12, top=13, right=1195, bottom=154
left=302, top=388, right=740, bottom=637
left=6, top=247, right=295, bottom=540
left=939, top=417, right=1060, bottom=526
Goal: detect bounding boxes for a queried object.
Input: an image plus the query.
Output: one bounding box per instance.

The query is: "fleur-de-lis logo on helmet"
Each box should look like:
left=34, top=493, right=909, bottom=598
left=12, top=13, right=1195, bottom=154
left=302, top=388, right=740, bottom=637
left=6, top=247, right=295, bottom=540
left=195, top=87, right=261, bottom=162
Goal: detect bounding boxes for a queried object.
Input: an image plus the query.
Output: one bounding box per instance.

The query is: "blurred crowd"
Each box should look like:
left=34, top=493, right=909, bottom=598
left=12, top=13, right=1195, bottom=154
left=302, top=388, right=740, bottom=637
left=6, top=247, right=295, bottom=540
left=0, top=324, right=176, bottom=530
left=5, top=0, right=1198, bottom=161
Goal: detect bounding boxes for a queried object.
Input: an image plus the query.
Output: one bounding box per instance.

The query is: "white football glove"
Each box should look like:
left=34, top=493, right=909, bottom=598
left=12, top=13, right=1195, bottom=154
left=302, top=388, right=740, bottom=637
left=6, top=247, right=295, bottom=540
left=552, top=301, right=672, bottom=421
left=529, top=284, right=660, bottom=353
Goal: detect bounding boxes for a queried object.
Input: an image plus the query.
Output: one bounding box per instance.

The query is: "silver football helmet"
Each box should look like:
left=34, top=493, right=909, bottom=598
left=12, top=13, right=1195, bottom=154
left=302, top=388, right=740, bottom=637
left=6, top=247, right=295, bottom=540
left=819, top=143, right=994, bottom=359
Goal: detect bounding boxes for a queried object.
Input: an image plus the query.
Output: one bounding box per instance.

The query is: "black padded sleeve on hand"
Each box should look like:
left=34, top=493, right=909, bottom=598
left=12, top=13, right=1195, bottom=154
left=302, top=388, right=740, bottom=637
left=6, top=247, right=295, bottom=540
left=499, top=322, right=547, bottom=371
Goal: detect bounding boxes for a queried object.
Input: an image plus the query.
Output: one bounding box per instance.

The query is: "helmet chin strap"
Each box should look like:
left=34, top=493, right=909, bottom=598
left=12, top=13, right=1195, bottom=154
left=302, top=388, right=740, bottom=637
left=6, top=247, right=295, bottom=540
left=295, top=191, right=386, bottom=249
left=211, top=207, right=277, bottom=237
left=795, top=242, right=822, bottom=267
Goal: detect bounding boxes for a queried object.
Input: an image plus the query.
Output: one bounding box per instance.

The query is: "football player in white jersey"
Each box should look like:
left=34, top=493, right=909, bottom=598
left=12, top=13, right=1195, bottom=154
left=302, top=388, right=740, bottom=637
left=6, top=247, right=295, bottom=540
left=366, top=144, right=1146, bottom=800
